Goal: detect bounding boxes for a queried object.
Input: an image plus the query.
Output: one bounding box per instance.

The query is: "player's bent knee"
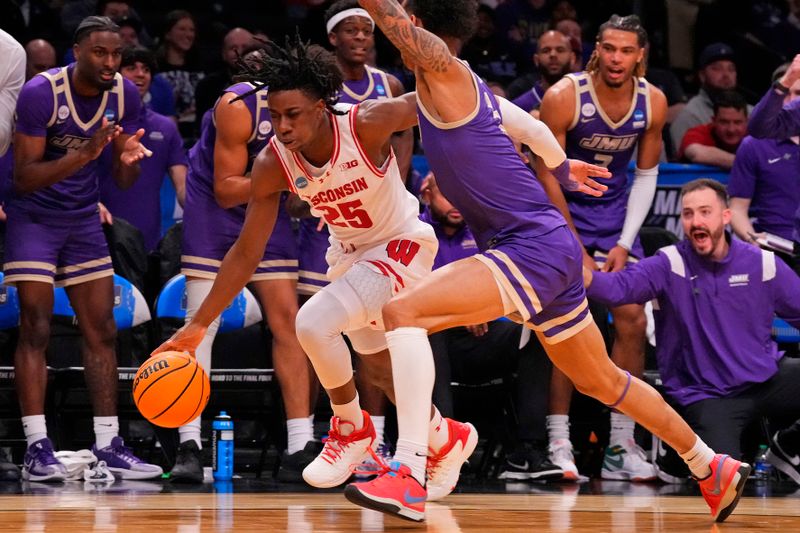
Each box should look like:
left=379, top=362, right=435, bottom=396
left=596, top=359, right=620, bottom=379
left=17, top=314, right=51, bottom=351
left=572, top=366, right=627, bottom=405
left=85, top=316, right=117, bottom=349
left=614, top=307, right=647, bottom=334
left=381, top=297, right=419, bottom=331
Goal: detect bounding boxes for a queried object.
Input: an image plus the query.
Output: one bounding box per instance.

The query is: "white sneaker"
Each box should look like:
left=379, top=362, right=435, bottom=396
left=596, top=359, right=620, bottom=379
left=302, top=410, right=377, bottom=488
left=548, top=439, right=579, bottom=481
left=426, top=419, right=478, bottom=501
left=601, top=439, right=657, bottom=481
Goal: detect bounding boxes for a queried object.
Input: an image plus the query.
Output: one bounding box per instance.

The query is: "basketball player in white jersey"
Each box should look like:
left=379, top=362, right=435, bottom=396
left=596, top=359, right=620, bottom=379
left=152, top=39, right=477, bottom=497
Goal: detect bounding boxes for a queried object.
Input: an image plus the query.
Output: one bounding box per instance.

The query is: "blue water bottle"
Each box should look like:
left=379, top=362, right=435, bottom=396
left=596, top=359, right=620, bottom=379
left=212, top=411, right=234, bottom=481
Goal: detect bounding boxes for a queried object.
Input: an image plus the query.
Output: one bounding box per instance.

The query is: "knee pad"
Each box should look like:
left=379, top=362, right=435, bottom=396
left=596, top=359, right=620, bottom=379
left=325, top=263, right=393, bottom=331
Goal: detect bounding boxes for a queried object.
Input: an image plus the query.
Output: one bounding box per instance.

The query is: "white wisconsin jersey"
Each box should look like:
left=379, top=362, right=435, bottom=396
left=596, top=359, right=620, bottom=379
left=271, top=104, right=429, bottom=251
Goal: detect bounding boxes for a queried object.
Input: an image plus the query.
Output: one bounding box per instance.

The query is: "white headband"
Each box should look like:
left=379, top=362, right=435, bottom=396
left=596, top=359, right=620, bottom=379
left=326, top=8, right=375, bottom=34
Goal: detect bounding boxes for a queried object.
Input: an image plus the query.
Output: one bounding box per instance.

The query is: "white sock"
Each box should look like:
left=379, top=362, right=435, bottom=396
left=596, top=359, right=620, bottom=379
left=546, top=414, right=570, bottom=444
left=331, top=394, right=364, bottom=436
left=308, top=413, right=316, bottom=439
left=372, top=416, right=385, bottom=447
left=428, top=406, right=449, bottom=453
left=178, top=416, right=202, bottom=449
left=387, top=327, right=435, bottom=485
left=286, top=417, right=314, bottom=454
left=94, top=416, right=119, bottom=449
left=609, top=412, right=635, bottom=445
left=185, top=279, right=220, bottom=376
left=680, top=435, right=715, bottom=479
left=22, top=415, right=48, bottom=447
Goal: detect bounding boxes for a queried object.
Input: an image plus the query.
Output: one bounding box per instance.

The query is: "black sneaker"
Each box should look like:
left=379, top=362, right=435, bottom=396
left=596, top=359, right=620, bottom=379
left=170, top=440, right=203, bottom=484
left=498, top=442, right=564, bottom=481
left=767, top=430, right=800, bottom=485
left=277, top=441, right=324, bottom=483
left=654, top=438, right=691, bottom=484
left=0, top=447, right=20, bottom=481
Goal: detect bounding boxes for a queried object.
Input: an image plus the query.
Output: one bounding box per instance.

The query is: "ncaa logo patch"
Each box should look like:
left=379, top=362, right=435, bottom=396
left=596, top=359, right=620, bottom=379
left=104, top=109, right=116, bottom=123
left=258, top=121, right=272, bottom=136
left=295, top=176, right=309, bottom=189
left=581, top=102, right=596, bottom=117
left=57, top=105, right=69, bottom=121
left=634, top=110, right=645, bottom=121
left=376, top=84, right=386, bottom=96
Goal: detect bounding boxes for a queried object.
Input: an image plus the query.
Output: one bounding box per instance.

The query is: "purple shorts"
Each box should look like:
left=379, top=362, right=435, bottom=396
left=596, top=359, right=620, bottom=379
left=181, top=190, right=298, bottom=281
left=3, top=207, right=113, bottom=287
left=567, top=196, right=644, bottom=259
left=474, top=225, right=592, bottom=344
left=297, top=217, right=330, bottom=295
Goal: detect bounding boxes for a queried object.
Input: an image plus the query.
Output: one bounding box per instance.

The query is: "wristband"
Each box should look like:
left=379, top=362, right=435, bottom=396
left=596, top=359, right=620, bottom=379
left=774, top=80, right=790, bottom=95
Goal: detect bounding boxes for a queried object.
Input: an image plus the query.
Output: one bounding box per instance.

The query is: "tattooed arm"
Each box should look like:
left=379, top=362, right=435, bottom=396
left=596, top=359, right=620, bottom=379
left=358, top=0, right=477, bottom=122
left=358, top=0, right=453, bottom=74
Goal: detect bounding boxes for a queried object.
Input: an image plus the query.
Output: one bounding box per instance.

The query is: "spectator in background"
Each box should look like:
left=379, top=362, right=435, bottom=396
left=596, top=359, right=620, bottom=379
left=193, top=27, right=256, bottom=138
left=678, top=90, right=748, bottom=169
left=509, top=30, right=574, bottom=116
left=461, top=4, right=518, bottom=85
left=495, top=0, right=552, bottom=75
left=670, top=43, right=741, bottom=151
left=420, top=172, right=563, bottom=482
left=585, top=178, right=800, bottom=486
left=553, top=18, right=589, bottom=69
left=156, top=10, right=205, bottom=139
left=100, top=46, right=187, bottom=252
left=24, top=39, right=56, bottom=81
left=729, top=64, right=800, bottom=254
left=0, top=0, right=63, bottom=45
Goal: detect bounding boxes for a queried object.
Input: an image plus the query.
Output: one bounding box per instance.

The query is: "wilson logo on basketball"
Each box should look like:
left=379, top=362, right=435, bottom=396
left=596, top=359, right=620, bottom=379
left=132, top=359, right=171, bottom=394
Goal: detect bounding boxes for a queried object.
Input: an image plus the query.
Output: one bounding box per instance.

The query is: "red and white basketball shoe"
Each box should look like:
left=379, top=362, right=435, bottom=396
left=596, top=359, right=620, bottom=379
left=302, top=410, right=377, bottom=488
left=344, top=461, right=427, bottom=522
left=426, top=418, right=478, bottom=501
left=697, top=454, right=751, bottom=522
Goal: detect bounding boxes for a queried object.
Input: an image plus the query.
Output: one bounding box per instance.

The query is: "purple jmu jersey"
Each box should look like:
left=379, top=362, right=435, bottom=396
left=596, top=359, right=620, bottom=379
left=727, top=135, right=800, bottom=241
left=417, top=65, right=565, bottom=250
left=100, top=107, right=187, bottom=251
left=564, top=72, right=649, bottom=204
left=511, top=81, right=545, bottom=113
left=11, top=64, right=141, bottom=216
left=187, top=82, right=272, bottom=216
left=588, top=239, right=800, bottom=406
left=420, top=207, right=479, bottom=270
left=337, top=65, right=393, bottom=105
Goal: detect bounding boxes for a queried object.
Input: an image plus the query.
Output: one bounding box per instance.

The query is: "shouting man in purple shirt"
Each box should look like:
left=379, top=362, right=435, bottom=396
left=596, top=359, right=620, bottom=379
left=585, top=178, right=800, bottom=486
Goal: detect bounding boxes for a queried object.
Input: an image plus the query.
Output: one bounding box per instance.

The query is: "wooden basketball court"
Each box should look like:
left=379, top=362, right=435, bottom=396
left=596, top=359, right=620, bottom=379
left=2, top=485, right=799, bottom=532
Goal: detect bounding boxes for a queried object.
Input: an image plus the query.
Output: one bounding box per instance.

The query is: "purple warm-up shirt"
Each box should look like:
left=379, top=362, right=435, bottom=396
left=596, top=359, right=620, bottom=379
left=588, top=238, right=800, bottom=406
left=727, top=135, right=800, bottom=241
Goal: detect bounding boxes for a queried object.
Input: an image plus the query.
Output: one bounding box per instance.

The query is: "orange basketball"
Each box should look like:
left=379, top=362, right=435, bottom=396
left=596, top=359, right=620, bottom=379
left=132, top=351, right=210, bottom=428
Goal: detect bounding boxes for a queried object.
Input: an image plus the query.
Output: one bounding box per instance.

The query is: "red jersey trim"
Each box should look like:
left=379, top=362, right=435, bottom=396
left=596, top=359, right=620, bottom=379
left=349, top=103, right=391, bottom=178
left=269, top=138, right=298, bottom=193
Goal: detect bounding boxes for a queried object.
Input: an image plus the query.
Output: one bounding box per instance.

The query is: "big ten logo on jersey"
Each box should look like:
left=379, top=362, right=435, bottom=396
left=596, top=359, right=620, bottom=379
left=646, top=186, right=685, bottom=238
left=340, top=159, right=359, bottom=171
left=579, top=133, right=638, bottom=152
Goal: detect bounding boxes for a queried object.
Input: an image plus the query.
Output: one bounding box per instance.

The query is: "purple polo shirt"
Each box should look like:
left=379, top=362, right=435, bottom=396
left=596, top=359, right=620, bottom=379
left=748, top=87, right=800, bottom=243
left=420, top=207, right=478, bottom=269
left=588, top=238, right=800, bottom=406
left=100, top=107, right=186, bottom=251
left=728, top=135, right=800, bottom=241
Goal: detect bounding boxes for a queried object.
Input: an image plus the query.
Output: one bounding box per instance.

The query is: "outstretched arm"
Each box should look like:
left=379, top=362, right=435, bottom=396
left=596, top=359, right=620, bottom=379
left=355, top=93, right=418, bottom=166
left=358, top=0, right=453, bottom=74
left=151, top=147, right=286, bottom=356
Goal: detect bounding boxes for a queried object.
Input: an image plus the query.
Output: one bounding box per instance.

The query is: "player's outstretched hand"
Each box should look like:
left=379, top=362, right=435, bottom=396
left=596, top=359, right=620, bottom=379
left=151, top=322, right=207, bottom=359
left=780, top=54, right=800, bottom=89
left=120, top=128, right=153, bottom=166
left=567, top=159, right=611, bottom=197
left=81, top=117, right=121, bottom=161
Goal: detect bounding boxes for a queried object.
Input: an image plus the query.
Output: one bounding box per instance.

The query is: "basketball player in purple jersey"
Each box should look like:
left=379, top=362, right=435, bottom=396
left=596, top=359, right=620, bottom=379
left=8, top=16, right=162, bottom=482
left=537, top=14, right=664, bottom=482
left=349, top=0, right=749, bottom=522
left=175, top=50, right=316, bottom=483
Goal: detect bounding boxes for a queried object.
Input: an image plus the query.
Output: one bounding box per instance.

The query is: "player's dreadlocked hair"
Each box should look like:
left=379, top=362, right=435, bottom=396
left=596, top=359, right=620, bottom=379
left=405, top=0, right=479, bottom=43
left=233, top=33, right=344, bottom=113
left=586, top=14, right=648, bottom=78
